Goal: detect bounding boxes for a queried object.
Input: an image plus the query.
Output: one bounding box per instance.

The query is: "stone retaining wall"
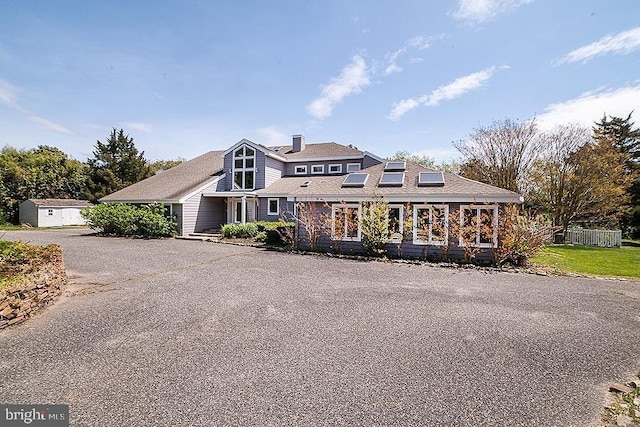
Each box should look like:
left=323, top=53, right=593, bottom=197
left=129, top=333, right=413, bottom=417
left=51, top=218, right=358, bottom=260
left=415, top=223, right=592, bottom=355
left=0, top=247, right=66, bottom=330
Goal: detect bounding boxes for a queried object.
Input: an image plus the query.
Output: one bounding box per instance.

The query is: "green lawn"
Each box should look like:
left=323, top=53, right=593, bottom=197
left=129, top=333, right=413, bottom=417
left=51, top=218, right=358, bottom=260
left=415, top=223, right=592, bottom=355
left=0, top=224, right=25, bottom=231
left=533, top=244, right=640, bottom=279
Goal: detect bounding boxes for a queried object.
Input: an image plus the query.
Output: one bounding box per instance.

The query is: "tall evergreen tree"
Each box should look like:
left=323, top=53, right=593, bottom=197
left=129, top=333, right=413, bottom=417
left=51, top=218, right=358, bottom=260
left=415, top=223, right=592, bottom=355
left=594, top=113, right=640, bottom=166
left=594, top=113, right=640, bottom=237
left=86, top=128, right=150, bottom=202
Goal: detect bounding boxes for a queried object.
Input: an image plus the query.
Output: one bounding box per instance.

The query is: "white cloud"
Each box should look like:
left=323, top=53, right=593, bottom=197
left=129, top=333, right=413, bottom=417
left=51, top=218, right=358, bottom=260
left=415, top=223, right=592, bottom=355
left=28, top=116, right=74, bottom=135
left=0, top=79, right=74, bottom=135
left=407, top=36, right=437, bottom=50
left=387, top=98, right=424, bottom=121
left=383, top=35, right=443, bottom=76
left=388, top=65, right=509, bottom=121
left=536, top=84, right=640, bottom=130
left=0, top=80, right=19, bottom=109
left=306, top=55, right=371, bottom=120
left=558, top=27, right=640, bottom=64
left=122, top=121, right=153, bottom=133
left=257, top=126, right=289, bottom=145
left=384, top=63, right=403, bottom=75
left=452, top=0, right=535, bottom=24
left=425, top=65, right=509, bottom=106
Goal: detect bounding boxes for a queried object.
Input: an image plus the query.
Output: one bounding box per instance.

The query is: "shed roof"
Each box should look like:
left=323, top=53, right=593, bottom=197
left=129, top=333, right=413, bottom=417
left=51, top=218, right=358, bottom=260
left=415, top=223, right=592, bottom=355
left=26, top=199, right=92, bottom=207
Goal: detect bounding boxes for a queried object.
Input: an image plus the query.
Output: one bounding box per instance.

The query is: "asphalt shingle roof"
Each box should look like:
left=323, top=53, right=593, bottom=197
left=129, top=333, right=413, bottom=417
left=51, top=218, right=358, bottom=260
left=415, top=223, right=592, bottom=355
left=27, top=199, right=92, bottom=207
left=257, top=162, right=521, bottom=201
left=272, top=142, right=364, bottom=160
left=100, top=150, right=224, bottom=202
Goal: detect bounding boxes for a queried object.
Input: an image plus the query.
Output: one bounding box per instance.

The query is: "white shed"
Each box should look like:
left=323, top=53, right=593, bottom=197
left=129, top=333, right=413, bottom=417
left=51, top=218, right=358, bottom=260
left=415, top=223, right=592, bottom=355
left=19, top=199, right=92, bottom=227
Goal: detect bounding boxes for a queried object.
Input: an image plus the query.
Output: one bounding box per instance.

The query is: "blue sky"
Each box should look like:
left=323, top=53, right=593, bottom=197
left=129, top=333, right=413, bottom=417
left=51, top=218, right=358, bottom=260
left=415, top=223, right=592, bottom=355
left=1, top=0, right=640, bottom=163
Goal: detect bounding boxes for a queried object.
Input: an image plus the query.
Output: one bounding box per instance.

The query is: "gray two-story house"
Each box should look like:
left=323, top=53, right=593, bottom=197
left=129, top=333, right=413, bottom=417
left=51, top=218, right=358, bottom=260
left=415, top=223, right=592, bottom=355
left=101, top=135, right=522, bottom=259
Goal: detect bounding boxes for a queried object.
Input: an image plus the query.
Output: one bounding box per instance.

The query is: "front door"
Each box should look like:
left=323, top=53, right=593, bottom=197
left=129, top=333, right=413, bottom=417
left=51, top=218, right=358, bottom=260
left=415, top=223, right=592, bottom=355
left=234, top=200, right=242, bottom=223
left=229, top=197, right=257, bottom=224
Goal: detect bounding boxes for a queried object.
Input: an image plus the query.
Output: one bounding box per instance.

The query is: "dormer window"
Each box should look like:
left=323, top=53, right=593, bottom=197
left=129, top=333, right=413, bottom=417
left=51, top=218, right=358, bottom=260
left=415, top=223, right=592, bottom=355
left=233, top=146, right=255, bottom=190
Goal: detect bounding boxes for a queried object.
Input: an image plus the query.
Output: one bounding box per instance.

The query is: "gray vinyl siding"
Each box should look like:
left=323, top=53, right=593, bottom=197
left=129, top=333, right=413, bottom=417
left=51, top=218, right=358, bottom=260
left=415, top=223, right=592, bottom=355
left=363, top=154, right=383, bottom=169
left=264, top=157, right=284, bottom=187
left=181, top=180, right=227, bottom=235
left=284, top=160, right=360, bottom=176
left=182, top=194, right=226, bottom=235
left=258, top=197, right=288, bottom=220
left=255, top=151, right=266, bottom=189
left=222, top=153, right=233, bottom=191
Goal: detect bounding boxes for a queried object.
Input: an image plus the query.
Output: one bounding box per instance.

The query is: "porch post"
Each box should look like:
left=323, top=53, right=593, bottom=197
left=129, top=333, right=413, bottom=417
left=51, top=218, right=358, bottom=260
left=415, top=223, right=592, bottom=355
left=241, top=195, right=247, bottom=224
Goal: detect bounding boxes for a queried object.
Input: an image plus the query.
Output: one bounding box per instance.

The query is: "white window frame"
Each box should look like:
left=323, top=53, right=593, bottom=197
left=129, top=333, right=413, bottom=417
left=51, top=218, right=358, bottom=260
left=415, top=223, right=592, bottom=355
left=47, top=209, right=54, bottom=216
left=232, top=145, right=256, bottom=190
left=294, top=165, right=307, bottom=175
left=267, top=198, right=280, bottom=216
left=413, top=204, right=449, bottom=246
left=311, top=164, right=325, bottom=174
left=387, top=205, right=404, bottom=243
left=459, top=205, right=498, bottom=248
left=328, top=164, right=342, bottom=174
left=346, top=163, right=361, bottom=173
left=331, top=203, right=361, bottom=241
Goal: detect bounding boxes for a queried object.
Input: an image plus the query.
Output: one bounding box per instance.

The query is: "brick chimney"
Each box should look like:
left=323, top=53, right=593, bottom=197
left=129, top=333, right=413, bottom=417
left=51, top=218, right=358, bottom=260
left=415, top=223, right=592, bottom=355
left=292, top=134, right=305, bottom=153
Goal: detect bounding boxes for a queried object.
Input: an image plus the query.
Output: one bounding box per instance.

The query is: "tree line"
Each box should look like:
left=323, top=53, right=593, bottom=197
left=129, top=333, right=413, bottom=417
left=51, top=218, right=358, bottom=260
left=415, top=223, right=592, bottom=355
left=0, top=128, right=182, bottom=224
left=388, top=113, right=639, bottom=237
left=454, top=114, right=639, bottom=237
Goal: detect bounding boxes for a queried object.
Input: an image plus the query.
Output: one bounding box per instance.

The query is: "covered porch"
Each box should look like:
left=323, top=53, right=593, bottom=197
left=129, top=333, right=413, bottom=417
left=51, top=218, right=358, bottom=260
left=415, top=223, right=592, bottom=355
left=201, top=191, right=258, bottom=225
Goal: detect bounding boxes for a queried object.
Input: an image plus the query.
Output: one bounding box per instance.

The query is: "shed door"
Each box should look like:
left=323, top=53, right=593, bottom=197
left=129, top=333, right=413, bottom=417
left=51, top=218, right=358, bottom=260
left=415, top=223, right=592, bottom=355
left=61, top=208, right=80, bottom=225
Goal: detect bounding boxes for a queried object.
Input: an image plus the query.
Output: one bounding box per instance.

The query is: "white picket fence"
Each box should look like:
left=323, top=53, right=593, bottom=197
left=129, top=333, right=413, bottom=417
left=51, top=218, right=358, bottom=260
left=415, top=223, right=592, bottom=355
left=565, top=229, right=622, bottom=248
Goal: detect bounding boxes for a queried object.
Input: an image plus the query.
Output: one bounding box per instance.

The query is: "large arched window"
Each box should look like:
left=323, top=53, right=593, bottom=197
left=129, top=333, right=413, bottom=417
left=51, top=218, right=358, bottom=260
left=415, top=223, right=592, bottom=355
left=233, top=146, right=255, bottom=190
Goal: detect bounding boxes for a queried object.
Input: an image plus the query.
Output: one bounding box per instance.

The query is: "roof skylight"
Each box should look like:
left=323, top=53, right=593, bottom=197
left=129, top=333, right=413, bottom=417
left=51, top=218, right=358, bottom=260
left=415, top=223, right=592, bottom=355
left=418, top=171, right=445, bottom=186
left=342, top=173, right=369, bottom=187
left=379, top=172, right=404, bottom=187
left=385, top=161, right=406, bottom=171
left=300, top=181, right=311, bottom=188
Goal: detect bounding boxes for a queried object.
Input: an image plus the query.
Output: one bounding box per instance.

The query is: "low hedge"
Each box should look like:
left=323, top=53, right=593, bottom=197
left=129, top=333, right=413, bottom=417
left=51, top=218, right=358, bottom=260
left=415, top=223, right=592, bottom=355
left=220, top=221, right=294, bottom=246
left=221, top=223, right=258, bottom=238
left=81, top=203, right=177, bottom=238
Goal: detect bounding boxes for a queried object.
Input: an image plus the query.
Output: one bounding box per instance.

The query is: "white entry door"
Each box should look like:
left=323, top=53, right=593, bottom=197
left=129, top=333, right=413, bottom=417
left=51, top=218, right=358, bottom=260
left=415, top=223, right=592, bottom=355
left=228, top=198, right=256, bottom=224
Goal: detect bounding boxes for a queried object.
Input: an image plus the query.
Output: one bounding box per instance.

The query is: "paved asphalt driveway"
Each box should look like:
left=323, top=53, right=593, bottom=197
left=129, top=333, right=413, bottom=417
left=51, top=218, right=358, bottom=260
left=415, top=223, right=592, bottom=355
left=1, top=229, right=639, bottom=426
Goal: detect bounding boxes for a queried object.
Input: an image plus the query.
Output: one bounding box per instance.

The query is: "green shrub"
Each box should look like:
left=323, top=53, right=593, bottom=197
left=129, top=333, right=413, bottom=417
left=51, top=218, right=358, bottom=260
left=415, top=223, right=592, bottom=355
left=220, top=223, right=257, bottom=238
left=237, top=223, right=258, bottom=238
left=221, top=221, right=293, bottom=244
left=221, top=223, right=240, bottom=238
left=81, top=203, right=177, bottom=238
left=256, top=220, right=295, bottom=246
left=360, top=199, right=390, bottom=257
